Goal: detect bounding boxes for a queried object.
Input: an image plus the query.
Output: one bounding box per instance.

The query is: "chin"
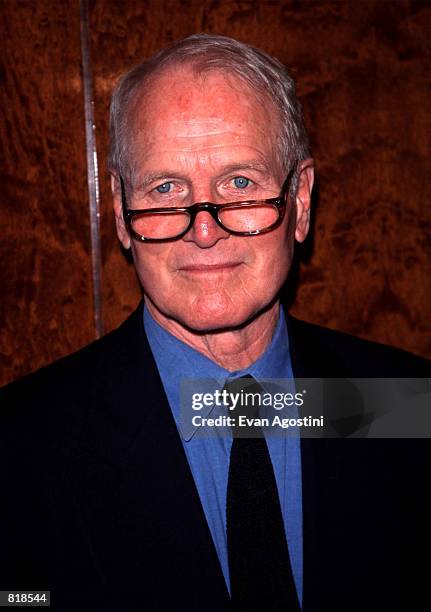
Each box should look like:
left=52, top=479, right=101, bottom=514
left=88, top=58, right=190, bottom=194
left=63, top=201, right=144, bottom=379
left=184, top=316, right=245, bottom=333
left=174, top=303, right=259, bottom=334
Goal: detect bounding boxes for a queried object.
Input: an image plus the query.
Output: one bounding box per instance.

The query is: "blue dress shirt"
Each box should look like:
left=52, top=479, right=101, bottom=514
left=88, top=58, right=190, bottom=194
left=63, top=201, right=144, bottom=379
left=144, top=305, right=303, bottom=605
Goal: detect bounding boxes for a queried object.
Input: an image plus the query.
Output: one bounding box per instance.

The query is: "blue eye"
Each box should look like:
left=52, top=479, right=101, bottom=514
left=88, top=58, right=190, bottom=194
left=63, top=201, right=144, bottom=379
left=233, top=176, right=250, bottom=189
left=155, top=182, right=172, bottom=193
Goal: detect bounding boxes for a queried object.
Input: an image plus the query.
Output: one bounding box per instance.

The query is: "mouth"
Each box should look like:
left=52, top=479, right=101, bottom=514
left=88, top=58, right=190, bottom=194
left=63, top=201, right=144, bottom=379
left=179, top=262, right=242, bottom=274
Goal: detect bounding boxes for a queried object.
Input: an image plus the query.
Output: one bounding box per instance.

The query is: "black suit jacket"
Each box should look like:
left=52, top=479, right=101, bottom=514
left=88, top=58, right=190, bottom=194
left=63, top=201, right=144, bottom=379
left=1, top=303, right=430, bottom=611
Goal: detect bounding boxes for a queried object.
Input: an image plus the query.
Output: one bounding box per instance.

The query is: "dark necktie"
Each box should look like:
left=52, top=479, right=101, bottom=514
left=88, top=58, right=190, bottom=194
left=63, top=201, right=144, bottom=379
left=225, top=375, right=300, bottom=611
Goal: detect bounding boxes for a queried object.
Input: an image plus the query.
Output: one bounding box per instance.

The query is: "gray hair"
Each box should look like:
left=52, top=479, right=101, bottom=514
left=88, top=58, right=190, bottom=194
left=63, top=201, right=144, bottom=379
left=108, top=34, right=310, bottom=188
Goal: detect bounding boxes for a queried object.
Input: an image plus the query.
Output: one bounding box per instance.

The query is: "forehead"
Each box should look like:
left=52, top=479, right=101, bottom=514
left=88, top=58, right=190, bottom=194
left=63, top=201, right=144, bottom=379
left=129, top=67, right=279, bottom=175
left=135, top=66, right=275, bottom=128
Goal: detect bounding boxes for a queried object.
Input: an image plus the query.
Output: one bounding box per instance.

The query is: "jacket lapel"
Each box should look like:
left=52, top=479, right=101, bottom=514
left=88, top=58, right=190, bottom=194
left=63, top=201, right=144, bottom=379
left=286, top=315, right=398, bottom=610
left=68, top=303, right=230, bottom=608
left=287, top=314, right=349, bottom=610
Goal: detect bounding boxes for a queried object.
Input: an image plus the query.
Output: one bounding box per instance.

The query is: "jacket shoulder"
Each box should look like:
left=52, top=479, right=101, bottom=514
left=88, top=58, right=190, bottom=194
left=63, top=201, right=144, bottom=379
left=0, top=304, right=145, bottom=430
left=286, top=315, right=431, bottom=377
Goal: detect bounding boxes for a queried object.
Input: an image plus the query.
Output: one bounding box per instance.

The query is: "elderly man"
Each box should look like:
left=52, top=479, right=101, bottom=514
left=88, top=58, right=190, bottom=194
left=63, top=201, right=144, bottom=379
left=1, top=35, right=430, bottom=611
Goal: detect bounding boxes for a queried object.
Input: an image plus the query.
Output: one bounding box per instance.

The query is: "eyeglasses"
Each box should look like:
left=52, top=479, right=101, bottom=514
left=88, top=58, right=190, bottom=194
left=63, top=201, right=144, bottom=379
left=120, top=162, right=297, bottom=242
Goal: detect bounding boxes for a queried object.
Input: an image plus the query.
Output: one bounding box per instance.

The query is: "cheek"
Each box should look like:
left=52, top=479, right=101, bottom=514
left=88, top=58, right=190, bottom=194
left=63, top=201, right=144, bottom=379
left=251, top=231, right=293, bottom=283
left=131, top=244, right=172, bottom=289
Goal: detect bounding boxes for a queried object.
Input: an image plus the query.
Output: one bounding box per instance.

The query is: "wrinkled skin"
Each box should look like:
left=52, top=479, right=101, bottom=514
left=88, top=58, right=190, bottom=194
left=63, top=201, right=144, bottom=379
left=112, top=68, right=314, bottom=370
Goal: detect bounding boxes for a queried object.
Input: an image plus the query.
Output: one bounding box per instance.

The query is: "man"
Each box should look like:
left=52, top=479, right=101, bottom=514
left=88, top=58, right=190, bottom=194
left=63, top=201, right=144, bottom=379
left=1, top=34, right=430, bottom=611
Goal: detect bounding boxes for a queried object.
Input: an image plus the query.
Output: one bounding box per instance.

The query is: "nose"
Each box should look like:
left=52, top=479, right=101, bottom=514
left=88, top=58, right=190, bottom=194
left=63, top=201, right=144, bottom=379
left=183, top=210, right=229, bottom=249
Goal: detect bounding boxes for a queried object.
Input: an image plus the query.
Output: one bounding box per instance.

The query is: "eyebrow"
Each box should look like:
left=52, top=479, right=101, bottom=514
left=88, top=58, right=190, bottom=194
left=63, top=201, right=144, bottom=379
left=135, top=159, right=273, bottom=192
left=218, top=161, right=272, bottom=178
left=135, top=172, right=189, bottom=191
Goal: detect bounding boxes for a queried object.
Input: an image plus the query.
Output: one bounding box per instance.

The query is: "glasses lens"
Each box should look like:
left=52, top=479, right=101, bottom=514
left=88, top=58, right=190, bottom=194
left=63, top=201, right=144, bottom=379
left=131, top=210, right=190, bottom=239
left=218, top=203, right=279, bottom=233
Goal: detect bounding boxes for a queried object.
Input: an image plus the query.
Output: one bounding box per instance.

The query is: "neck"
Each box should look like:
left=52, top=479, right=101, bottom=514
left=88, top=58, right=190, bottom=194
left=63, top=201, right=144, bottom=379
left=145, top=298, right=280, bottom=372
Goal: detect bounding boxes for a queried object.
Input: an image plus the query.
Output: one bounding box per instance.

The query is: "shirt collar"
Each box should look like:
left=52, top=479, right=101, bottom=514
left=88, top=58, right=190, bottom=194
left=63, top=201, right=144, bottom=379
left=144, top=305, right=291, bottom=441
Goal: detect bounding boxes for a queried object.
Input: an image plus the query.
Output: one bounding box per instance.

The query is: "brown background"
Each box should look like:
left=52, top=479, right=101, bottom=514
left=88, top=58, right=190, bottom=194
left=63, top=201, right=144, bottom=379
left=1, top=0, right=430, bottom=387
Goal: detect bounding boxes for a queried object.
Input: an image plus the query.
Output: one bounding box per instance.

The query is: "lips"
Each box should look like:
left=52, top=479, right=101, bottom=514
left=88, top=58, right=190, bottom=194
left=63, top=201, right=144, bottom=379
left=179, top=262, right=241, bottom=272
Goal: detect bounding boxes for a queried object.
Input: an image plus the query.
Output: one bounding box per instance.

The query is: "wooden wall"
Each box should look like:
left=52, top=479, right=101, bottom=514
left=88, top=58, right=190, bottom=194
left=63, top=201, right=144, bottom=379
left=1, top=0, right=94, bottom=385
left=1, top=0, right=430, bottom=386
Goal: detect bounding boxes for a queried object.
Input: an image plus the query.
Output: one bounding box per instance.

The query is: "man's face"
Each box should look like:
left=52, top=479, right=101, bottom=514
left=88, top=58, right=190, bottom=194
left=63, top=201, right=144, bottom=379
left=113, top=68, right=312, bottom=332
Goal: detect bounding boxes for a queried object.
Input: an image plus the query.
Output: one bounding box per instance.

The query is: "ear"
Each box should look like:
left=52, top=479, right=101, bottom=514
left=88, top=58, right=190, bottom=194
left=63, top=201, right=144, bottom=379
left=111, top=173, right=131, bottom=250
left=294, top=158, right=314, bottom=243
